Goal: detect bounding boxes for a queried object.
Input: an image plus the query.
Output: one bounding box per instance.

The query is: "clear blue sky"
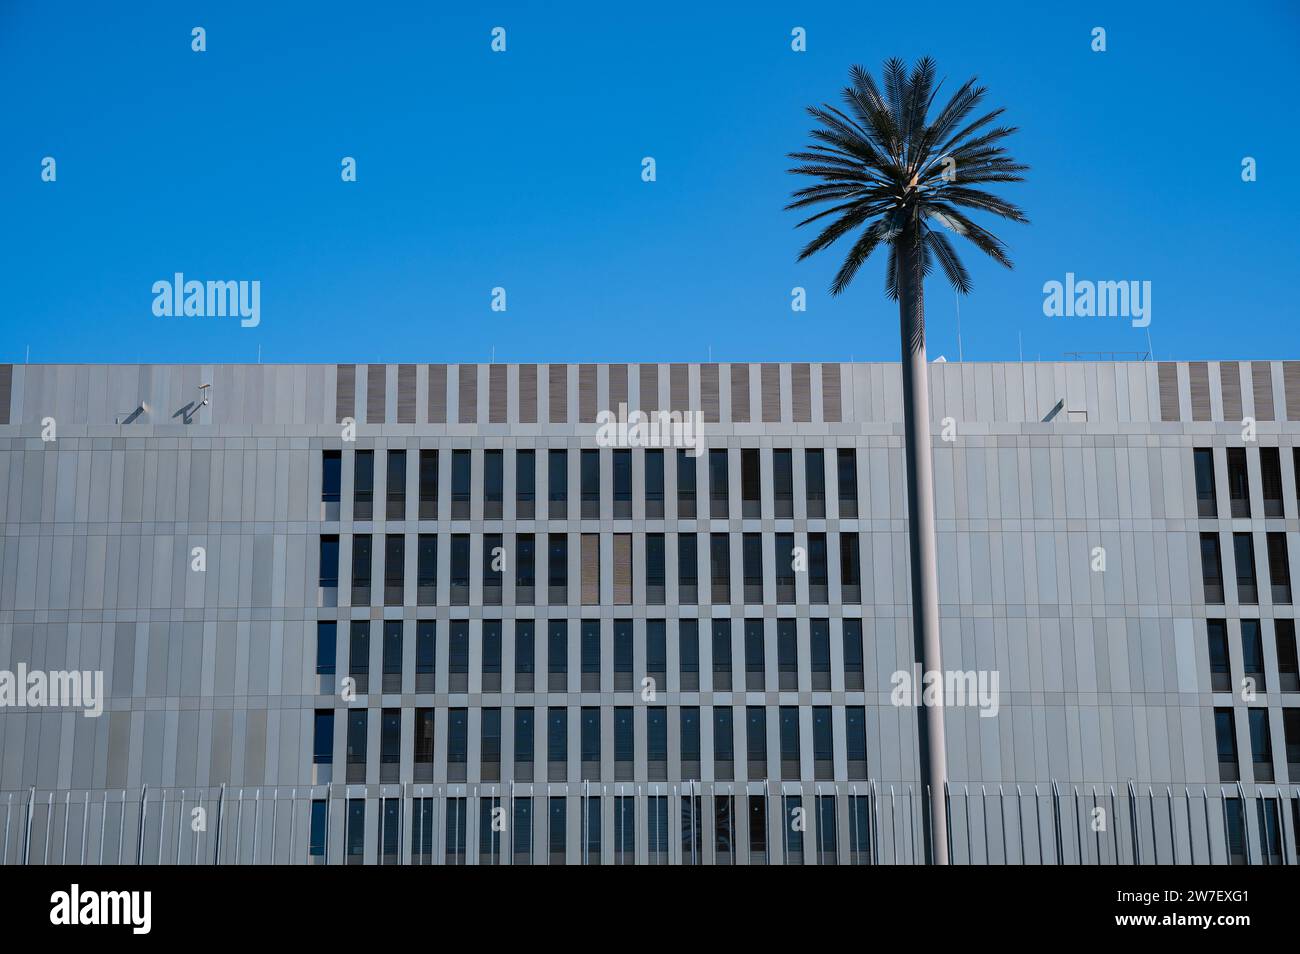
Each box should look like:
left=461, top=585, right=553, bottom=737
left=2, top=1, right=1297, bottom=365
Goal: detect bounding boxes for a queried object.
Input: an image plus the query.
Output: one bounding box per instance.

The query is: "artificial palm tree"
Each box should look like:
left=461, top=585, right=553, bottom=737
left=787, top=57, right=1027, bottom=864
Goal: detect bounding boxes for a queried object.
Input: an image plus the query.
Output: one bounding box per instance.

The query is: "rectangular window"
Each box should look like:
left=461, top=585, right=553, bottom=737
left=647, top=706, right=667, bottom=780
left=1261, top=447, right=1284, bottom=518
left=714, top=707, right=734, bottom=779
left=681, top=794, right=703, bottom=865
left=681, top=706, right=701, bottom=777
left=313, top=710, right=334, bottom=765
left=846, top=706, right=867, bottom=779
left=548, top=450, right=568, bottom=519
left=1242, top=619, right=1266, bottom=692
left=448, top=621, right=469, bottom=692
left=1233, top=532, right=1258, bottom=604
left=840, top=533, right=861, bottom=603
left=647, top=620, right=667, bottom=689
left=1283, top=708, right=1300, bottom=778
left=547, top=707, right=568, bottom=782
left=746, top=706, right=767, bottom=778
left=319, top=535, right=339, bottom=605
left=1276, top=619, right=1299, bottom=692
left=837, top=449, right=858, bottom=518
left=516, top=449, right=535, bottom=519
left=447, top=708, right=468, bottom=782
left=354, top=450, right=374, bottom=520
left=481, top=708, right=501, bottom=782
left=418, top=449, right=438, bottom=519
left=351, top=534, right=372, bottom=605
left=346, top=798, right=365, bottom=863
left=549, top=797, right=567, bottom=866
left=712, top=621, right=732, bottom=691
left=450, top=449, right=470, bottom=519
left=515, top=621, right=535, bottom=692
left=779, top=706, right=800, bottom=780
left=516, top=534, right=535, bottom=605
left=484, top=449, right=504, bottom=519
left=482, top=620, right=502, bottom=692
left=645, top=449, right=665, bottom=519
left=316, top=621, right=337, bottom=685
left=381, top=620, right=402, bottom=693
left=548, top=533, right=568, bottom=604
left=1193, top=448, right=1216, bottom=518
left=646, top=533, right=666, bottom=604
left=677, top=449, right=697, bottom=519
left=383, top=534, right=404, bottom=605
left=416, top=534, right=436, bottom=605
left=679, top=620, right=699, bottom=691
left=1227, top=448, right=1250, bottom=518
left=741, top=448, right=761, bottom=519
left=581, top=620, right=601, bottom=691
left=309, top=799, right=328, bottom=859
left=512, top=797, right=533, bottom=865
left=584, top=795, right=602, bottom=865
left=773, top=449, right=794, bottom=519
left=742, top=533, right=763, bottom=603
left=810, top=619, right=831, bottom=690
left=648, top=795, right=669, bottom=865
left=784, top=795, right=803, bottom=865
left=615, top=797, right=636, bottom=865
left=322, top=450, right=341, bottom=520
left=809, top=533, right=829, bottom=603
left=1215, top=707, right=1239, bottom=782
left=479, top=797, right=502, bottom=864
left=843, top=620, right=864, bottom=691
left=444, top=797, right=468, bottom=865
left=614, top=706, right=634, bottom=781
left=386, top=450, right=406, bottom=520
left=816, top=794, right=837, bottom=865
left=709, top=450, right=729, bottom=519
left=515, top=708, right=535, bottom=780
left=581, top=449, right=601, bottom=519
left=614, top=619, right=633, bottom=691
left=678, top=533, right=698, bottom=604
left=549, top=621, right=568, bottom=692
left=349, top=621, right=369, bottom=695
left=483, top=532, right=503, bottom=605
left=346, top=710, right=367, bottom=783
left=805, top=449, right=825, bottom=519
left=1249, top=708, right=1273, bottom=782
left=748, top=795, right=767, bottom=865
left=710, top=533, right=730, bottom=603
left=613, top=450, right=632, bottom=519
left=775, top=533, right=795, bottom=603
left=714, top=794, right=736, bottom=866
left=450, top=534, right=470, bottom=605
left=1267, top=532, right=1292, bottom=603
left=380, top=708, right=401, bottom=781
left=1200, top=533, right=1225, bottom=604
left=1207, top=619, right=1230, bottom=692
left=580, top=706, right=600, bottom=778
left=580, top=532, right=599, bottom=605
left=812, top=706, right=833, bottom=780
left=415, top=621, right=435, bottom=692
left=777, top=619, right=797, bottom=690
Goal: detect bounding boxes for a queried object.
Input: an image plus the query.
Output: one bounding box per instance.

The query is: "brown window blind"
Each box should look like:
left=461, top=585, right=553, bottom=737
left=730, top=364, right=751, bottom=423
left=701, top=365, right=720, bottom=423
left=0, top=364, right=11, bottom=424
left=519, top=364, right=538, bottom=423
left=613, top=534, right=632, bottom=605
left=792, top=363, right=811, bottom=422
left=581, top=534, right=600, bottom=605
left=761, top=363, right=781, bottom=422
left=1285, top=361, right=1300, bottom=421
left=427, top=365, right=447, bottom=423
left=1157, top=363, right=1180, bottom=422
left=397, top=364, right=416, bottom=423
left=1189, top=361, right=1210, bottom=422
left=549, top=364, right=567, bottom=423
left=458, top=364, right=477, bottom=424
left=579, top=364, right=597, bottom=422
left=336, top=364, right=356, bottom=422
left=1251, top=361, right=1275, bottom=421
left=367, top=365, right=386, bottom=423
left=821, top=363, right=842, bottom=422
left=489, top=364, right=507, bottom=423
left=640, top=364, right=658, bottom=414
left=670, top=364, right=689, bottom=413
left=609, top=364, right=628, bottom=414
left=1219, top=362, right=1242, bottom=422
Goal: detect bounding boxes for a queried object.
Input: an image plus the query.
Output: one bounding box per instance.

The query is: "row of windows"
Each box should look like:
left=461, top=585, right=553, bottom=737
left=318, top=531, right=868, bottom=606
left=1198, top=531, right=1293, bottom=604
left=1205, top=618, right=1299, bottom=694
left=321, top=447, right=861, bottom=521
left=1192, top=446, right=1299, bottom=519
left=1212, top=705, right=1300, bottom=784
left=313, top=704, right=869, bottom=784
left=314, top=618, right=866, bottom=693
left=313, top=791, right=864, bottom=865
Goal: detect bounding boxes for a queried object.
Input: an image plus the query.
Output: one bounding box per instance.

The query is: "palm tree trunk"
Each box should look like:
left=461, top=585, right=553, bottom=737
left=897, top=235, right=949, bottom=864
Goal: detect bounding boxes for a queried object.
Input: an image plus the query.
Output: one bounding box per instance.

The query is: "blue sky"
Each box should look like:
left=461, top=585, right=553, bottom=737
left=1, top=1, right=1297, bottom=365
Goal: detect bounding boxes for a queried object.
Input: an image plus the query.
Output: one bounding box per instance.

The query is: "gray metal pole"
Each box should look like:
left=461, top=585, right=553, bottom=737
left=22, top=786, right=34, bottom=865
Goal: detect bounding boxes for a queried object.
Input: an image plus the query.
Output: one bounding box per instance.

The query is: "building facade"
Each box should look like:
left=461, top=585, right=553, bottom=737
left=0, top=359, right=1298, bottom=864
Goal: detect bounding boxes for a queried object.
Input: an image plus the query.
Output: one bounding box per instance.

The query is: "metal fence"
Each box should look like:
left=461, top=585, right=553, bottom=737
left=1, top=781, right=1295, bottom=865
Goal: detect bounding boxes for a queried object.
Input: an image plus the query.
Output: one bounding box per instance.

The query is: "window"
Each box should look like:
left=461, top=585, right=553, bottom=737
left=1267, top=532, right=1292, bottom=603
left=548, top=621, right=568, bottom=692
left=1193, top=448, right=1216, bottom=518
left=581, top=621, right=600, bottom=691
left=614, top=706, right=634, bottom=781
left=515, top=708, right=535, bottom=780
left=712, top=620, right=732, bottom=691
left=784, top=795, right=803, bottom=865
left=1276, top=619, right=1299, bottom=692
left=416, top=534, right=436, bottom=605
left=449, top=534, right=470, bottom=605
left=516, top=534, right=535, bottom=605
left=346, top=710, right=367, bottom=783
left=481, top=708, right=501, bottom=782
left=547, top=707, right=568, bottom=782
left=479, top=797, right=502, bottom=864
left=584, top=795, right=602, bottom=865
left=615, top=797, right=636, bottom=865
left=381, top=620, right=402, bottom=692
left=447, top=708, right=468, bottom=782
left=647, top=620, right=667, bottom=689
left=449, top=621, right=469, bottom=692
left=349, top=621, right=369, bottom=694
left=1233, top=533, right=1258, bottom=604
left=710, top=533, right=730, bottom=603
left=714, top=794, right=736, bottom=865
left=847, top=707, right=867, bottom=779
left=812, top=706, right=833, bottom=779
left=646, top=533, right=666, bottom=604
left=380, top=708, right=400, bottom=781
left=843, top=620, right=864, bottom=690
left=809, top=533, right=829, bottom=603
left=548, top=533, right=567, bottom=603
left=678, top=533, right=698, bottom=603
left=415, top=620, right=435, bottom=692
left=709, top=450, right=729, bottom=518
left=451, top=450, right=471, bottom=519
left=319, top=535, right=339, bottom=605
left=383, top=534, right=404, bottom=605
left=513, top=797, right=533, bottom=865
left=515, top=621, right=535, bottom=692
left=1225, top=798, right=1246, bottom=865
left=312, top=710, right=334, bottom=765
left=1227, top=448, right=1250, bottom=518
left=483, top=533, right=503, bottom=605
left=679, top=620, right=699, bottom=691
left=840, top=533, right=862, bottom=603
left=746, top=706, right=767, bottom=777
left=1283, top=708, right=1300, bottom=777
left=516, top=449, right=535, bottom=519
left=414, top=708, right=434, bottom=780
left=418, top=449, right=438, bottom=519
left=645, top=449, right=665, bottom=519
left=316, top=622, right=337, bottom=690
left=681, top=794, right=703, bottom=865
left=482, top=621, right=502, bottom=691
left=351, top=534, right=372, bottom=605
left=647, top=707, right=667, bottom=780
left=614, top=619, right=633, bottom=691
left=805, top=449, right=825, bottom=518
left=816, top=794, right=837, bottom=865
left=309, top=799, right=328, bottom=860
left=1215, top=707, right=1239, bottom=782
left=612, top=450, right=632, bottom=519
left=777, top=619, right=797, bottom=690
left=775, top=533, right=795, bottom=603
left=837, top=449, right=858, bottom=518
left=322, top=450, right=341, bottom=520
left=548, top=450, right=568, bottom=519
left=714, top=707, right=734, bottom=779
left=1242, top=620, right=1266, bottom=693
left=741, top=449, right=761, bottom=518
left=1207, top=620, right=1230, bottom=692
left=354, top=450, right=374, bottom=520
left=581, top=449, right=600, bottom=519
left=779, top=706, right=800, bottom=779
left=810, top=619, right=831, bottom=690
left=742, top=533, right=763, bottom=603
left=676, top=449, right=697, bottom=518
left=1260, top=447, right=1284, bottom=518
left=580, top=706, right=600, bottom=778
left=1249, top=708, right=1273, bottom=782
left=748, top=795, right=767, bottom=865
left=484, top=449, right=504, bottom=519
left=681, top=707, right=701, bottom=776
left=1200, top=533, right=1225, bottom=604
left=549, top=797, right=567, bottom=865
left=648, top=795, right=669, bottom=865
left=386, top=450, right=406, bottom=520
left=345, top=798, right=365, bottom=864
left=446, top=797, right=467, bottom=865
left=773, top=449, right=793, bottom=518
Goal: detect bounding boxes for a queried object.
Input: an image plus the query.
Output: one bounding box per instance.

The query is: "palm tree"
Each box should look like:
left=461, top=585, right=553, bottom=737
left=787, top=58, right=1027, bottom=864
